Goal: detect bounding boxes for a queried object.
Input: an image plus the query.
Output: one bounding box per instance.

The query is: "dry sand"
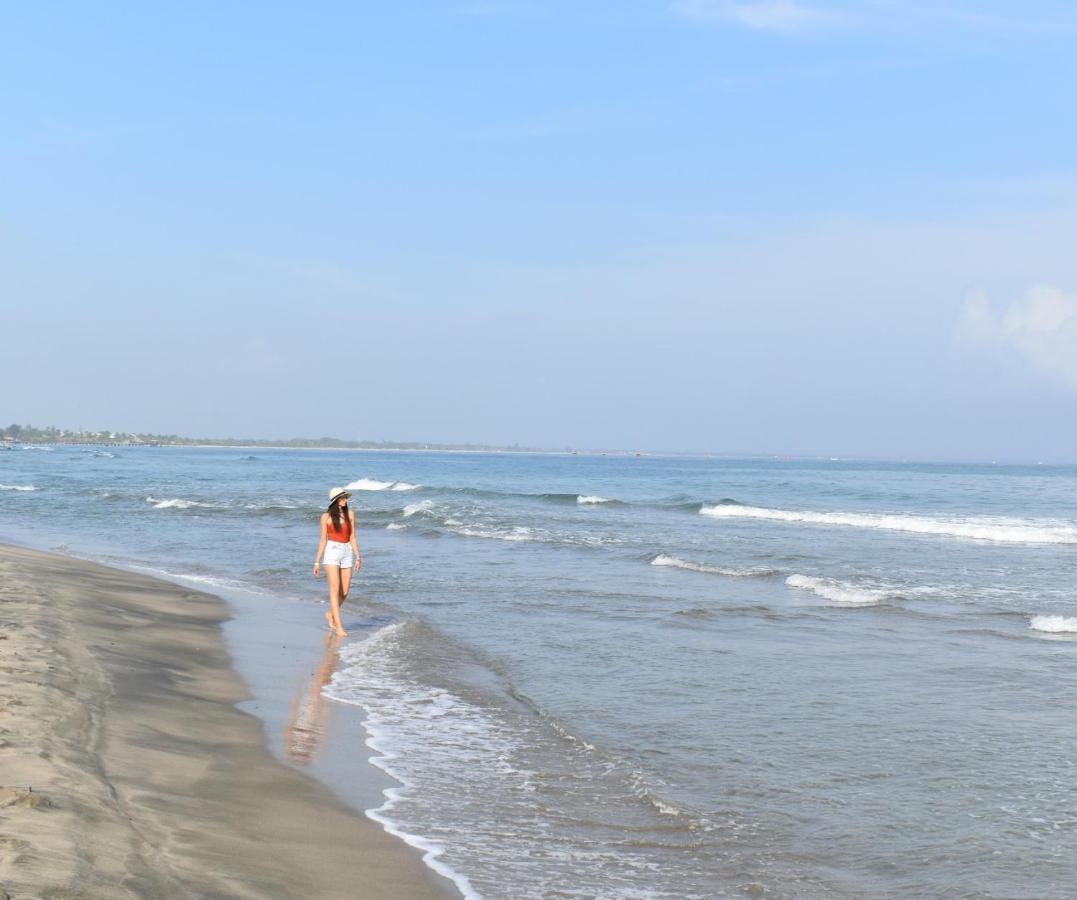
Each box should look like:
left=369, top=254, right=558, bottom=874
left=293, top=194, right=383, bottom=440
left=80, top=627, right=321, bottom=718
left=0, top=543, right=455, bottom=899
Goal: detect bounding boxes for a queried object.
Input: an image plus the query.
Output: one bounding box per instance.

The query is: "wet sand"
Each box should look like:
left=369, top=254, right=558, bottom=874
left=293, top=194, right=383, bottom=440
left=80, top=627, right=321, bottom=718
left=0, top=543, right=455, bottom=899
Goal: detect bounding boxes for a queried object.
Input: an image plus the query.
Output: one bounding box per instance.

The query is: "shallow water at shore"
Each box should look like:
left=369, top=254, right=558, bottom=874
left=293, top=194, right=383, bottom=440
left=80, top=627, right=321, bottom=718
left=3, top=445, right=1077, bottom=897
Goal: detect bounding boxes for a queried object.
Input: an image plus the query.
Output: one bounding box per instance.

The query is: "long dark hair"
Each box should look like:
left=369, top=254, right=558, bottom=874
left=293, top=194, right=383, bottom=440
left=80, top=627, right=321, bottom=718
left=328, top=496, right=349, bottom=530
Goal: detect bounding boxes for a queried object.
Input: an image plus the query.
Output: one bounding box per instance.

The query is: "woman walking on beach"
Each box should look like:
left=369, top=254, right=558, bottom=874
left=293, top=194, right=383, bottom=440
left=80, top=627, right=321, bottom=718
left=313, top=487, right=361, bottom=637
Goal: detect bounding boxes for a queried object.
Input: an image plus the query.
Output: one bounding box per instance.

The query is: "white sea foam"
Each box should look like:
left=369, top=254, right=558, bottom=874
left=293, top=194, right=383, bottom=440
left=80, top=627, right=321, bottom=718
left=324, top=624, right=487, bottom=900
left=578, top=495, right=613, bottom=504
left=347, top=478, right=395, bottom=490
left=450, top=524, right=539, bottom=543
left=786, top=574, right=897, bottom=606
left=403, top=500, right=435, bottom=517
left=1029, top=615, right=1077, bottom=634
left=324, top=621, right=702, bottom=898
left=145, top=496, right=216, bottom=510
left=387, top=522, right=408, bottom=531
left=444, top=521, right=614, bottom=548
left=650, top=554, right=775, bottom=578
left=627, top=768, right=688, bottom=817
left=346, top=478, right=421, bottom=492
left=125, top=564, right=265, bottom=596
left=700, top=504, right=1077, bottom=545
left=0, top=483, right=36, bottom=492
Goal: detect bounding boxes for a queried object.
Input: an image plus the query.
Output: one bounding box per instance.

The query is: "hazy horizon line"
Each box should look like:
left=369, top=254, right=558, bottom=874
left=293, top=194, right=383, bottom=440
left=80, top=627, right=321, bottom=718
left=4, top=422, right=1073, bottom=467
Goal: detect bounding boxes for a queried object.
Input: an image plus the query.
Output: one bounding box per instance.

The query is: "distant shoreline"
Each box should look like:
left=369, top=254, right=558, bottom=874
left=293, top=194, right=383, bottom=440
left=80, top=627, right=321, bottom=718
left=3, top=437, right=1072, bottom=466
left=2, top=434, right=579, bottom=454
left=5, top=439, right=641, bottom=456
left=2, top=436, right=649, bottom=456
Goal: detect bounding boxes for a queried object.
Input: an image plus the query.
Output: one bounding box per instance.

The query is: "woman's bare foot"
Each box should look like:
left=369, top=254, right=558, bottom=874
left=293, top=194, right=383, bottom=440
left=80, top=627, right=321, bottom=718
left=324, top=610, right=346, bottom=636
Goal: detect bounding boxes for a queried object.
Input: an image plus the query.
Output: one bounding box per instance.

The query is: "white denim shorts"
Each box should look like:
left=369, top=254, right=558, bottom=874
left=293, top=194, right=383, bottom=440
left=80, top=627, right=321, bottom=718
left=323, top=540, right=355, bottom=568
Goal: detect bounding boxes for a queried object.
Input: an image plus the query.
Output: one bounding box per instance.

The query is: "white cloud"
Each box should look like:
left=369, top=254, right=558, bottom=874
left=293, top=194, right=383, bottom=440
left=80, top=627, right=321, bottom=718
left=671, top=0, right=836, bottom=32
left=958, top=285, right=1077, bottom=390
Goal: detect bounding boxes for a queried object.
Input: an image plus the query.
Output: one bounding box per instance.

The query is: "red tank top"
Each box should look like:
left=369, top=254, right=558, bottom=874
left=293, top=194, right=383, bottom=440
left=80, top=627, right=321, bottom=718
left=326, top=514, right=352, bottom=542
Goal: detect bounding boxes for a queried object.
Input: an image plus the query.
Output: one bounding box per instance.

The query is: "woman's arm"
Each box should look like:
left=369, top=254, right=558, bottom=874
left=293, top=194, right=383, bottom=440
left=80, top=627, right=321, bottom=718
left=349, top=510, right=362, bottom=572
left=313, top=514, right=328, bottom=576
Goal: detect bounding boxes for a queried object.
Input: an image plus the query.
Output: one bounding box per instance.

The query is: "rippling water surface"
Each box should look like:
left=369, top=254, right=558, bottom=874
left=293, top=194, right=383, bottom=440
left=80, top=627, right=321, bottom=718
left=3, top=446, right=1076, bottom=898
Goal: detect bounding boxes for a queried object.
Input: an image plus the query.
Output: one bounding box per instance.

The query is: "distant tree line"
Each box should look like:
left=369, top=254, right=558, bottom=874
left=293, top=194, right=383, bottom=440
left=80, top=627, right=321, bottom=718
left=2, top=424, right=170, bottom=444
left=1, top=423, right=552, bottom=452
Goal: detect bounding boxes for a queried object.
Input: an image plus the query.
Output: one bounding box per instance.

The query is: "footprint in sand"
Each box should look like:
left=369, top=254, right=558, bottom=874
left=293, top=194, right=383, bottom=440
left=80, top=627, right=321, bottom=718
left=0, top=835, right=29, bottom=852
left=0, top=787, right=54, bottom=810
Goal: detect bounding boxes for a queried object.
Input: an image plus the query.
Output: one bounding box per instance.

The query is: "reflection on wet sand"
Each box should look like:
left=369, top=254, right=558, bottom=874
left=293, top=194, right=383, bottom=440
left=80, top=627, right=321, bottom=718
left=285, top=632, right=341, bottom=765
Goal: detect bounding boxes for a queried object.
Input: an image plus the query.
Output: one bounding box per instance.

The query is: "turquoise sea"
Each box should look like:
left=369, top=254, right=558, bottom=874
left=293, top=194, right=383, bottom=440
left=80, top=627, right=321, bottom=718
left=2, top=445, right=1076, bottom=898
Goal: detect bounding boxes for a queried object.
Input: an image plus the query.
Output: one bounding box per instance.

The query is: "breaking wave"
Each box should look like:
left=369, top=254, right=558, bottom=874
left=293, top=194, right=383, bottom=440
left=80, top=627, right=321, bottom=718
left=448, top=524, right=542, bottom=543
left=786, top=574, right=899, bottom=606
left=443, top=487, right=627, bottom=507
left=650, top=554, right=777, bottom=578
left=0, top=484, right=36, bottom=492
left=534, top=492, right=583, bottom=504
left=347, top=478, right=422, bottom=492
left=701, top=504, right=1077, bottom=544
left=145, top=496, right=218, bottom=510
left=1029, top=615, right=1077, bottom=634
left=403, top=500, right=436, bottom=518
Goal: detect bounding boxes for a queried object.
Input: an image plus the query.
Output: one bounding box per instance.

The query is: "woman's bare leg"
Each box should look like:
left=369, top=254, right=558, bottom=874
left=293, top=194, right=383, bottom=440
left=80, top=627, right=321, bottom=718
left=325, top=565, right=347, bottom=636
left=339, top=566, right=353, bottom=606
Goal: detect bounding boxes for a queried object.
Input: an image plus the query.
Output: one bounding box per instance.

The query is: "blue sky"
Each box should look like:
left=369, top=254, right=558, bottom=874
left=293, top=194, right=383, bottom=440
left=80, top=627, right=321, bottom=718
left=3, top=2, right=1076, bottom=458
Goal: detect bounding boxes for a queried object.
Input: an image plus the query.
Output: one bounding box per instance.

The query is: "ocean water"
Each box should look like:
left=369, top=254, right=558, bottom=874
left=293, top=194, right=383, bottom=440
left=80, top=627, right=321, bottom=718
left=3, top=445, right=1076, bottom=898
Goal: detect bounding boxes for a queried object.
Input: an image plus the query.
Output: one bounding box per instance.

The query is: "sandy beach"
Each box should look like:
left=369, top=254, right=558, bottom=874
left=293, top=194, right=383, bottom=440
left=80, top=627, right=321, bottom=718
left=0, top=543, right=453, bottom=900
